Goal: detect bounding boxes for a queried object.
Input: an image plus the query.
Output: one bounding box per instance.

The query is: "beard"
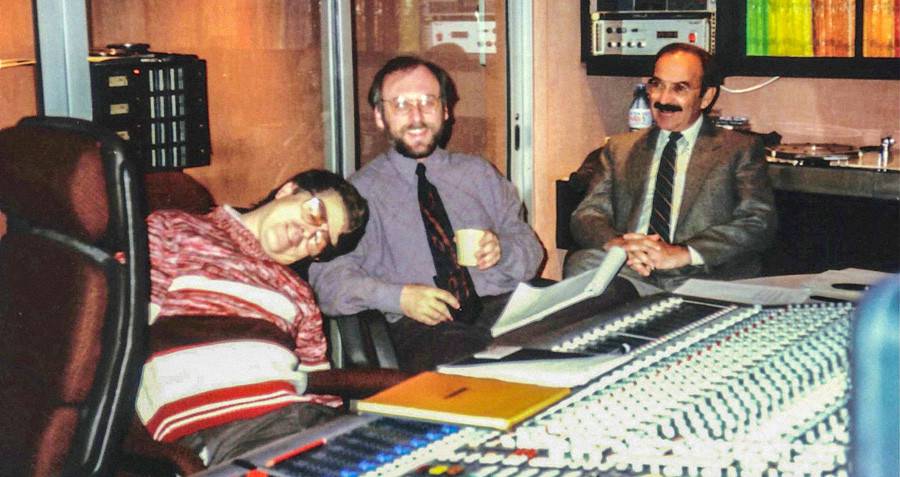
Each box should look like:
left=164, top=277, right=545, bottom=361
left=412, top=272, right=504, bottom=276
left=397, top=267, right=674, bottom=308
left=389, top=120, right=446, bottom=159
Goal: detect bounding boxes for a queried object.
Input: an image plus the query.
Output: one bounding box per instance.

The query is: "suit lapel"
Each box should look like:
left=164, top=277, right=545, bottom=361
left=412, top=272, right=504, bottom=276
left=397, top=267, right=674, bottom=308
left=678, top=120, right=722, bottom=233
left=625, top=129, right=659, bottom=231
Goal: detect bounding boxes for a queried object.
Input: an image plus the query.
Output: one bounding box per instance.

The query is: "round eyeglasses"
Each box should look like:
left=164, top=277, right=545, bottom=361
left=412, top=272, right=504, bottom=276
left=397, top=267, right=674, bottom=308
left=381, top=94, right=442, bottom=115
left=301, top=196, right=331, bottom=248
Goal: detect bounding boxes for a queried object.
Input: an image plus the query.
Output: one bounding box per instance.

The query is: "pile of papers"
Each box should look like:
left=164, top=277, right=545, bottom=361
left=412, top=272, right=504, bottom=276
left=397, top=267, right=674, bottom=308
left=437, top=345, right=625, bottom=388
left=490, top=247, right=626, bottom=337
left=673, top=268, right=895, bottom=305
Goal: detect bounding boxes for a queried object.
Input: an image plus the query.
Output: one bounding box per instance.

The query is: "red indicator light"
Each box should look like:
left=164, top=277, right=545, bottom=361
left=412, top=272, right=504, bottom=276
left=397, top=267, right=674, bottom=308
left=688, top=32, right=697, bottom=43
left=132, top=68, right=141, bottom=75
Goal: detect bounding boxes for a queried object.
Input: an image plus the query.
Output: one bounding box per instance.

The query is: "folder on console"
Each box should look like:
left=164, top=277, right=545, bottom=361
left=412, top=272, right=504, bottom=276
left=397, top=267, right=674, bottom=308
left=355, top=371, right=570, bottom=431
left=490, top=246, right=626, bottom=337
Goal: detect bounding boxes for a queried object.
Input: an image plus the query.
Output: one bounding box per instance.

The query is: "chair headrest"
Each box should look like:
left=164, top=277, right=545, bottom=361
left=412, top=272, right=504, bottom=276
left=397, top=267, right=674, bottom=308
left=0, top=124, right=110, bottom=241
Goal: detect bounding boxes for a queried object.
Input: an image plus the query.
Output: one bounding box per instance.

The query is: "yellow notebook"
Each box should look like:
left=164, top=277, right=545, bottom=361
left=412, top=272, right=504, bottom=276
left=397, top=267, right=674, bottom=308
left=355, top=371, right=570, bottom=431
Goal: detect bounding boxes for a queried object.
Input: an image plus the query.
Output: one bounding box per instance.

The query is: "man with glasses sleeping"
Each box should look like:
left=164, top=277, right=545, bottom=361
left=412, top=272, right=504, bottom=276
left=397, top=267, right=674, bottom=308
left=309, top=56, right=544, bottom=373
left=565, top=42, right=777, bottom=294
left=137, top=169, right=370, bottom=465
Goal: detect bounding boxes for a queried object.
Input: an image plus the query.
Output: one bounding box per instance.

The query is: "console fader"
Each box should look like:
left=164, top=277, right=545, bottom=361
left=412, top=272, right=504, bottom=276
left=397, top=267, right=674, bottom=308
left=198, top=300, right=856, bottom=477
left=528, top=295, right=732, bottom=354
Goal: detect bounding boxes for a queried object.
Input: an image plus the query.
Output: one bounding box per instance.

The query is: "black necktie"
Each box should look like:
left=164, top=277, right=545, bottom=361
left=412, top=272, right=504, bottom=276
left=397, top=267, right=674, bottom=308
left=648, top=132, right=682, bottom=242
left=416, top=163, right=481, bottom=324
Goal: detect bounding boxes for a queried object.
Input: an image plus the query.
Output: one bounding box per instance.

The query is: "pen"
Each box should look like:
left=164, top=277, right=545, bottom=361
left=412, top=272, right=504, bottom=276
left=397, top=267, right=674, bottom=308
left=443, top=387, right=468, bottom=399
left=232, top=459, right=257, bottom=471
left=265, top=437, right=327, bottom=467
left=231, top=459, right=293, bottom=477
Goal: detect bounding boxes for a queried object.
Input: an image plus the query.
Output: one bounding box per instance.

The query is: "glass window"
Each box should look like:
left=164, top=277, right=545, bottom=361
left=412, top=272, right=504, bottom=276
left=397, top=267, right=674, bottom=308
left=353, top=0, right=507, bottom=174
left=0, top=0, right=38, bottom=128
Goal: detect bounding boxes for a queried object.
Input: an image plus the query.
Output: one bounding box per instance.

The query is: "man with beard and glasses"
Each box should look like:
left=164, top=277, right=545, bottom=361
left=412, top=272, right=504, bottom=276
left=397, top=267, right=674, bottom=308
left=309, top=56, right=544, bottom=373
left=565, top=43, right=776, bottom=293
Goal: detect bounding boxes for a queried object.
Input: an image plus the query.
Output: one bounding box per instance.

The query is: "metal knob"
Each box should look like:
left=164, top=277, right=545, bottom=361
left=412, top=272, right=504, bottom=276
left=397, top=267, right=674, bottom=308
left=879, top=136, right=894, bottom=170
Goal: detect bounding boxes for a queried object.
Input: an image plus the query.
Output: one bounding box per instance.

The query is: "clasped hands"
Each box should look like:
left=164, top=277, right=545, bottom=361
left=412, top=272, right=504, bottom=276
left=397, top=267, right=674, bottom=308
left=400, top=230, right=500, bottom=325
left=605, top=232, right=691, bottom=277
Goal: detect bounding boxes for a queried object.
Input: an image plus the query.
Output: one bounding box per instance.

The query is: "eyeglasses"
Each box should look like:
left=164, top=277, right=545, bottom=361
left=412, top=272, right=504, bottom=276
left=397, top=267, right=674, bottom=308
left=646, top=78, right=701, bottom=98
left=301, top=196, right=331, bottom=247
left=381, top=94, right=442, bottom=115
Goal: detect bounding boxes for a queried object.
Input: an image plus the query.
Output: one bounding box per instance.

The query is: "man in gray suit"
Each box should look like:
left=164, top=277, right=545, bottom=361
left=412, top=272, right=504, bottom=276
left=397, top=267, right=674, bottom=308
left=565, top=43, right=776, bottom=293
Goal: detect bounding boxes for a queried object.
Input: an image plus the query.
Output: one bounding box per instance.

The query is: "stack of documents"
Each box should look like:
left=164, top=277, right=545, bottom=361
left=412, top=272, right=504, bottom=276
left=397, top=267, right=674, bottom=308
left=674, top=268, right=895, bottom=305
left=491, top=247, right=626, bottom=337
left=437, top=345, right=623, bottom=387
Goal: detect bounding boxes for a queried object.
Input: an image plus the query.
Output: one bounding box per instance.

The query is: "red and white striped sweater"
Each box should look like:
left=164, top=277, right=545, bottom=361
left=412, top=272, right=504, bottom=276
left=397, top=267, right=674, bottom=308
left=136, top=206, right=338, bottom=443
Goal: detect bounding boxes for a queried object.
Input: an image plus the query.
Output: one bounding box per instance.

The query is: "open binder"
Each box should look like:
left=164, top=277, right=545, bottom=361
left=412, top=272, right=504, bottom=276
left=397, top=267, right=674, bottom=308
left=490, top=247, right=626, bottom=337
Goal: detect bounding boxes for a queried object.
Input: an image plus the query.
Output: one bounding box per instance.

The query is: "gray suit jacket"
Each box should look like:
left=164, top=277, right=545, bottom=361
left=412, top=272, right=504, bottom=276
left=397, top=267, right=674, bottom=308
left=570, top=118, right=777, bottom=289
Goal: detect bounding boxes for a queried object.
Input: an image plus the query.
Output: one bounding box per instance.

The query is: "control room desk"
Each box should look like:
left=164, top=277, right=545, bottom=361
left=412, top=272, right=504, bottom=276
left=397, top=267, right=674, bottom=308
left=767, top=158, right=900, bottom=201
left=764, top=157, right=899, bottom=276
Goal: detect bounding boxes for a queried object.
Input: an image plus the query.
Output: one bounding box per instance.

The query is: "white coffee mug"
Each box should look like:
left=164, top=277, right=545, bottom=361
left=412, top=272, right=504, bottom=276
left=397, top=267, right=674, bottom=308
left=454, top=228, right=485, bottom=267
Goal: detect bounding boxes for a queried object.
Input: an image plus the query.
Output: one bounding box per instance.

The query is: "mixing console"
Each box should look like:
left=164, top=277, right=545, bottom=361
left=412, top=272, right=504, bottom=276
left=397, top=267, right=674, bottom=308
left=266, top=418, right=486, bottom=477
left=199, top=301, right=857, bottom=477
left=545, top=296, right=729, bottom=354
left=512, top=302, right=852, bottom=475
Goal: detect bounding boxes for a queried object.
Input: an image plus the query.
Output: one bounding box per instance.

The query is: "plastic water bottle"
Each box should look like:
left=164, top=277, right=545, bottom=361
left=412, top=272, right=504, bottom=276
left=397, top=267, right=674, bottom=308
left=628, top=83, right=652, bottom=131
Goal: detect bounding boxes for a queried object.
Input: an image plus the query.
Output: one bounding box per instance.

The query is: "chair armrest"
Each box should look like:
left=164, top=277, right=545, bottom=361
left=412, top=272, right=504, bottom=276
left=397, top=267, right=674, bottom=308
left=558, top=146, right=606, bottom=251
left=307, top=368, right=412, bottom=399
left=557, top=179, right=586, bottom=251
left=327, top=310, right=400, bottom=369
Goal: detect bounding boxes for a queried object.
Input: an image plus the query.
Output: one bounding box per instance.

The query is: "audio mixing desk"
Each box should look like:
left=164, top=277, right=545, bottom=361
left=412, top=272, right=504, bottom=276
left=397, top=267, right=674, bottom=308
left=198, top=298, right=858, bottom=477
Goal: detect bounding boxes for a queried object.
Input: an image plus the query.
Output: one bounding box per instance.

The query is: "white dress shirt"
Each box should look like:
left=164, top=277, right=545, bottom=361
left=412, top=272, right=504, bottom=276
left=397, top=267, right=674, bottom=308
left=635, top=115, right=706, bottom=265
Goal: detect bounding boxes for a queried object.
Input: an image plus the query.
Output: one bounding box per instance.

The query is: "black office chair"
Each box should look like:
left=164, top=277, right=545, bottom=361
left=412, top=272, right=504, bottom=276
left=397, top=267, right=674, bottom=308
left=323, top=276, right=565, bottom=371
left=0, top=116, right=149, bottom=477
left=327, top=310, right=400, bottom=369
left=557, top=146, right=604, bottom=251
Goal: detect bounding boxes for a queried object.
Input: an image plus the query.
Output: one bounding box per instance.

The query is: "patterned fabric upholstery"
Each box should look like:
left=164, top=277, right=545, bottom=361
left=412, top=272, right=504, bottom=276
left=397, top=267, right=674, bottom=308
left=0, top=116, right=148, bottom=477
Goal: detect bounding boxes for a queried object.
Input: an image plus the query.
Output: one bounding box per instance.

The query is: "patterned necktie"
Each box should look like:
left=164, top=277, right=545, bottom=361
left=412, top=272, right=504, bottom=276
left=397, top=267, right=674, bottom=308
left=416, top=163, right=481, bottom=324
left=648, top=131, right=682, bottom=242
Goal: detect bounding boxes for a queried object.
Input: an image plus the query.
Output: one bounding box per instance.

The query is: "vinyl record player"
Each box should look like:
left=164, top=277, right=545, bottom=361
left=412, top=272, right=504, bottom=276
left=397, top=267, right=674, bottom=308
left=766, top=143, right=860, bottom=166
left=766, top=143, right=861, bottom=166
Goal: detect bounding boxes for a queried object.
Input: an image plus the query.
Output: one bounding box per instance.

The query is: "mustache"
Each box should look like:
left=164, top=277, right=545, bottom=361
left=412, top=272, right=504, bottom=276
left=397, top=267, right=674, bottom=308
left=403, top=121, right=427, bottom=131
left=654, top=102, right=682, bottom=113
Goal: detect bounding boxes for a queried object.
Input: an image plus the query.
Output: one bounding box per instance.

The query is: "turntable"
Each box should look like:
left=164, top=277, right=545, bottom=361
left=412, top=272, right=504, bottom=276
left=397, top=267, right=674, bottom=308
left=766, top=143, right=860, bottom=167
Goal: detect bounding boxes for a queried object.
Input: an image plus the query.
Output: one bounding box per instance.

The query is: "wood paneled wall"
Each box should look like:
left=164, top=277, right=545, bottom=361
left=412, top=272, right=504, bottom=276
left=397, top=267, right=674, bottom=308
left=353, top=2, right=507, bottom=175
left=0, top=0, right=37, bottom=128
left=532, top=2, right=618, bottom=279
left=90, top=0, right=326, bottom=207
